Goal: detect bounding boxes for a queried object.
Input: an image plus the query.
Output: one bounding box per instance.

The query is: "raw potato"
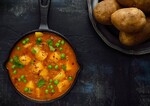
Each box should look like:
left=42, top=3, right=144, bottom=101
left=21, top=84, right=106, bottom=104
left=117, top=0, right=150, bottom=14
left=111, top=8, right=146, bottom=33
left=93, top=0, right=120, bottom=25
left=119, top=18, right=150, bottom=46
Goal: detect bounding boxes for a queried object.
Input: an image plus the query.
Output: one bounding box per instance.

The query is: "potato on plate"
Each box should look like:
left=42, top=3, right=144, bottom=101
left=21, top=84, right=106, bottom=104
left=111, top=8, right=146, bottom=33
left=93, top=0, right=120, bottom=25
left=117, top=0, right=150, bottom=14
left=119, top=18, right=150, bottom=46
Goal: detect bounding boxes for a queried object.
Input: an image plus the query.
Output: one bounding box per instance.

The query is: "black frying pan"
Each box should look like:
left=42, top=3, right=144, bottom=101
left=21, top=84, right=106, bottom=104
left=3, top=0, right=81, bottom=103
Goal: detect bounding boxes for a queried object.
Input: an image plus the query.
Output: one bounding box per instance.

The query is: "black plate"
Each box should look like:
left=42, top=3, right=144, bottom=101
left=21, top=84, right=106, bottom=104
left=87, top=0, right=150, bottom=55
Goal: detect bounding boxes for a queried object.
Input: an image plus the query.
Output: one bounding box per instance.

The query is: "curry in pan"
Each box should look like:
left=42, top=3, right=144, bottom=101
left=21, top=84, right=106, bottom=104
left=6, top=32, right=79, bottom=101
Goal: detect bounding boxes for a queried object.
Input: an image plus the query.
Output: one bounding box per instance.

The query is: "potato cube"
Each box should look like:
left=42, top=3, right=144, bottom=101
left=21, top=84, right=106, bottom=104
left=35, top=50, right=48, bottom=61
left=33, top=46, right=41, bottom=53
left=26, top=80, right=35, bottom=90
left=19, top=55, right=31, bottom=65
left=57, top=80, right=70, bottom=92
left=66, top=61, right=72, bottom=71
left=31, top=62, right=44, bottom=74
left=49, top=52, right=60, bottom=63
left=35, top=32, right=43, bottom=37
left=39, top=68, right=49, bottom=80
left=53, top=70, right=66, bottom=81
left=23, top=43, right=32, bottom=48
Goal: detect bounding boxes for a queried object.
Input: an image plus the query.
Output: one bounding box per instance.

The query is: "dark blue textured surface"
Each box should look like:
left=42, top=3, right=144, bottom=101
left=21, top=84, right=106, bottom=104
left=0, top=0, right=150, bottom=106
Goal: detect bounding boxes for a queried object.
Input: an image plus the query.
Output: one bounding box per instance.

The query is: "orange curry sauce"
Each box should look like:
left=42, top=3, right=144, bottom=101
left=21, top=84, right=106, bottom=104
left=6, top=32, right=79, bottom=101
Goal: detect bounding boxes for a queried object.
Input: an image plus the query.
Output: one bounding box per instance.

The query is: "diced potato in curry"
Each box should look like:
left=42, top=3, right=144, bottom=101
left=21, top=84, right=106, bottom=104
left=31, top=61, right=44, bottom=74
left=57, top=80, right=70, bottom=92
left=33, top=45, right=41, bottom=53
left=35, top=32, right=43, bottom=37
left=26, top=80, right=35, bottom=90
left=6, top=32, right=79, bottom=101
left=49, top=52, right=61, bottom=63
left=23, top=43, right=32, bottom=48
left=35, top=50, right=48, bottom=61
left=19, top=55, right=31, bottom=65
left=39, top=68, right=49, bottom=80
left=53, top=70, right=66, bottom=81
left=66, top=61, right=72, bottom=71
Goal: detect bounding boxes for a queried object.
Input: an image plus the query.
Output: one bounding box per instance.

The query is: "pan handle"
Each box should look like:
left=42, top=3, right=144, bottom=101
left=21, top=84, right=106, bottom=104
left=39, top=0, right=51, bottom=29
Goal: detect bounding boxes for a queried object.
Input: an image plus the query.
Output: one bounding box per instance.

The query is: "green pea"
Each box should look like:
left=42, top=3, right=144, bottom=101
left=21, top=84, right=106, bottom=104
left=22, top=40, right=26, bottom=45
left=68, top=76, right=73, bottom=80
left=37, top=37, right=42, bottom=42
left=54, top=80, right=59, bottom=85
left=54, top=65, right=59, bottom=70
left=61, top=40, right=65, bottom=45
left=20, top=75, right=25, bottom=79
left=36, top=37, right=42, bottom=45
left=51, top=89, right=55, bottom=93
left=48, top=65, right=52, bottom=69
left=62, top=65, right=66, bottom=71
left=11, top=65, right=16, bottom=69
left=31, top=48, right=36, bottom=54
left=18, top=78, right=21, bottom=82
left=13, top=70, right=17, bottom=74
left=9, top=58, right=13, bottom=62
left=48, top=85, right=53, bottom=89
left=24, top=87, right=29, bottom=92
left=49, top=85, right=53, bottom=89
left=23, top=79, right=27, bottom=83
left=59, top=47, right=63, bottom=51
left=49, top=79, right=53, bottom=83
left=47, top=85, right=50, bottom=88
left=16, top=46, right=20, bottom=50
left=55, top=42, right=60, bottom=47
left=25, top=38, right=29, bottom=42
left=61, top=53, right=66, bottom=59
left=45, top=89, right=49, bottom=94
left=47, top=39, right=53, bottom=46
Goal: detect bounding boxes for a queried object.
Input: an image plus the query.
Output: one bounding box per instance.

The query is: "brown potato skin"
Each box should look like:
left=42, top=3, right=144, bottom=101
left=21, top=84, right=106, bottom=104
left=116, top=0, right=135, bottom=7
left=111, top=8, right=146, bottom=33
left=117, top=0, right=150, bottom=14
left=119, top=18, right=150, bottom=46
left=93, top=0, right=120, bottom=25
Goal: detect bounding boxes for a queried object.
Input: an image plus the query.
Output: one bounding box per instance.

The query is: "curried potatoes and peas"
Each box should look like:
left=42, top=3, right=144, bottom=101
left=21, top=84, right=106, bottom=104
left=93, top=0, right=150, bottom=46
left=6, top=32, right=79, bottom=101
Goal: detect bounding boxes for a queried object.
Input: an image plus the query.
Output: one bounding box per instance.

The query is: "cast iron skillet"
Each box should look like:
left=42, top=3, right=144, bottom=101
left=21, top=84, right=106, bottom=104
left=3, top=0, right=81, bottom=103
left=87, top=0, right=150, bottom=55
